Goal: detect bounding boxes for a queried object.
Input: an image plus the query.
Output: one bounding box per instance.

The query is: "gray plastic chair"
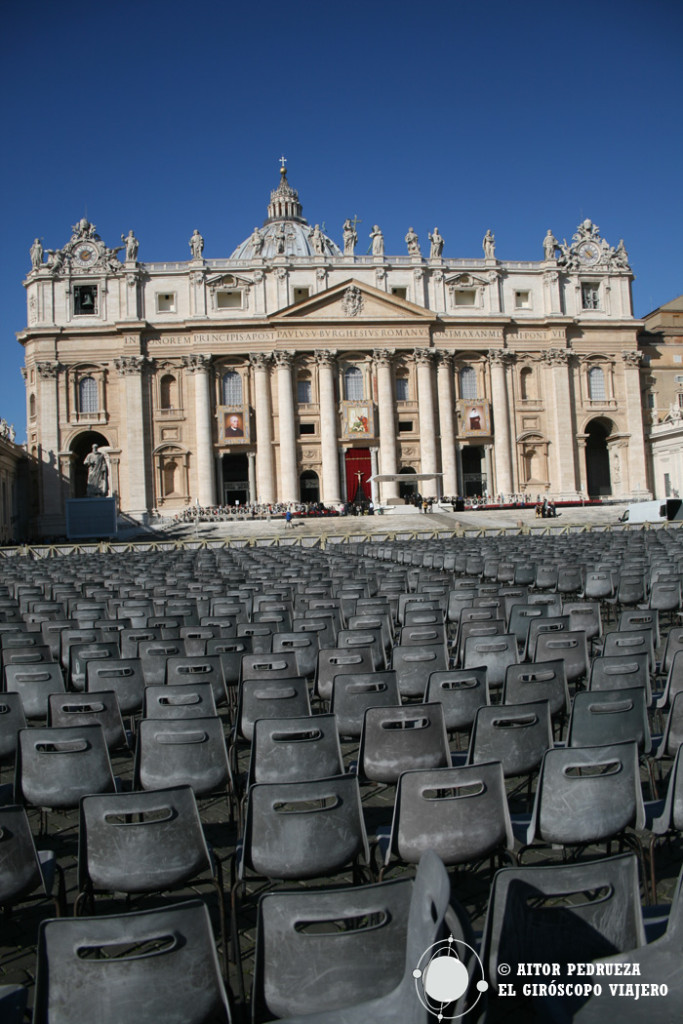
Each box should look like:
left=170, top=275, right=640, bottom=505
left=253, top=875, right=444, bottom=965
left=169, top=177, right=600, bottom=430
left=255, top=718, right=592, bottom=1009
left=423, top=667, right=489, bottom=736
left=86, top=657, right=146, bottom=715
left=134, top=717, right=233, bottom=809
left=380, top=761, right=515, bottom=877
left=502, top=660, right=570, bottom=723
left=0, top=803, right=64, bottom=916
left=247, top=713, right=343, bottom=787
left=70, top=641, right=122, bottom=693
left=468, top=700, right=552, bottom=783
left=33, top=899, right=233, bottom=1024
left=234, top=677, right=311, bottom=744
left=0, top=692, right=27, bottom=769
left=315, top=647, right=375, bottom=705
left=143, top=682, right=218, bottom=719
left=165, top=655, right=227, bottom=707
left=48, top=691, right=129, bottom=752
left=358, top=703, right=450, bottom=785
left=329, top=671, right=400, bottom=740
left=391, top=644, right=448, bottom=700
left=4, top=663, right=66, bottom=720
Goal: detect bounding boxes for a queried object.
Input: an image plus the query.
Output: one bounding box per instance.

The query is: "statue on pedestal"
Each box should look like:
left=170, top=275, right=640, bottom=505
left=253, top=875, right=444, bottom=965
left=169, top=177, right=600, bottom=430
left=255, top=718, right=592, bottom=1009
left=189, top=229, right=204, bottom=260
left=370, top=225, right=384, bottom=257
left=342, top=219, right=357, bottom=256
left=543, top=229, right=558, bottom=260
left=405, top=227, right=421, bottom=256
left=122, top=230, right=139, bottom=262
left=84, top=444, right=109, bottom=496
left=483, top=230, right=496, bottom=259
left=30, top=238, right=44, bottom=269
left=428, top=227, right=444, bottom=258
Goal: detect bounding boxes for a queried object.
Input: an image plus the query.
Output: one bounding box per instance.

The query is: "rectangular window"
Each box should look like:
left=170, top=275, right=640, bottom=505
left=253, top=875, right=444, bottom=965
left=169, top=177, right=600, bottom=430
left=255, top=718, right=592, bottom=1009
left=216, top=290, right=241, bottom=309
left=679, top=393, right=683, bottom=408
left=73, top=285, right=97, bottom=316
left=299, top=423, right=315, bottom=435
left=396, top=378, right=409, bottom=401
left=454, top=290, right=476, bottom=306
left=647, top=393, right=655, bottom=409
left=391, top=287, right=407, bottom=300
left=293, top=287, right=310, bottom=303
left=398, top=420, right=413, bottom=432
left=581, top=283, right=601, bottom=310
left=515, top=290, right=531, bottom=309
left=297, top=380, right=312, bottom=404
left=157, top=293, right=176, bottom=312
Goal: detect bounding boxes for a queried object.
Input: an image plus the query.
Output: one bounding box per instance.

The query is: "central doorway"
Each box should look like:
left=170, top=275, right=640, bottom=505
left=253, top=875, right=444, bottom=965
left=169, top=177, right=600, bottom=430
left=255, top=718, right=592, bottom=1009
left=221, top=453, right=249, bottom=506
left=461, top=445, right=485, bottom=497
left=585, top=420, right=612, bottom=497
left=344, top=449, right=371, bottom=503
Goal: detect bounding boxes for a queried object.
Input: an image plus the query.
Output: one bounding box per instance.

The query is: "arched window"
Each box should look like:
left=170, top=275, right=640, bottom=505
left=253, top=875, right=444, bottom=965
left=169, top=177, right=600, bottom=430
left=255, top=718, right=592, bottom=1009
left=79, top=376, right=98, bottom=414
left=588, top=366, right=606, bottom=401
left=163, top=460, right=177, bottom=496
left=222, top=370, right=243, bottom=405
left=344, top=366, right=364, bottom=401
left=459, top=366, right=477, bottom=400
left=160, top=374, right=177, bottom=410
left=297, top=377, right=312, bottom=404
left=29, top=393, right=36, bottom=419
left=520, top=367, right=534, bottom=401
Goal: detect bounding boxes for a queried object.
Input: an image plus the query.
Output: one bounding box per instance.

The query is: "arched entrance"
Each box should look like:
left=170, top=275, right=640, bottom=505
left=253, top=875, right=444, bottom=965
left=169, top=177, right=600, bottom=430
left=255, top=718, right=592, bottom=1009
left=70, top=431, right=110, bottom=498
left=221, top=453, right=249, bottom=506
left=585, top=419, right=612, bottom=497
left=344, top=449, right=371, bottom=504
left=461, top=445, right=485, bottom=497
left=398, top=466, right=418, bottom=501
left=300, top=470, right=320, bottom=504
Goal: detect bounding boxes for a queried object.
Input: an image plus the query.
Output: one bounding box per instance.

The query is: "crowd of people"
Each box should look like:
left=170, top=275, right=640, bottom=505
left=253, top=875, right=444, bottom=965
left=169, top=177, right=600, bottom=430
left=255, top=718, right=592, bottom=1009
left=167, top=502, right=340, bottom=525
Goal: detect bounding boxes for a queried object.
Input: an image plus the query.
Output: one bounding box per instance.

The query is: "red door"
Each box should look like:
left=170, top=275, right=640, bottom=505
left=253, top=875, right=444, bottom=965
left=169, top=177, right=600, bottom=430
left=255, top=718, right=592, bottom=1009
left=344, top=449, right=371, bottom=503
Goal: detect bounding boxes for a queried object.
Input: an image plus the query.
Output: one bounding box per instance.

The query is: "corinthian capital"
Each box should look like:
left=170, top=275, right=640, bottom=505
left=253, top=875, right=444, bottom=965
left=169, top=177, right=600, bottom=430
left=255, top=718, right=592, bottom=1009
left=435, top=351, right=453, bottom=370
left=488, top=348, right=512, bottom=367
left=272, top=350, right=295, bottom=368
left=373, top=348, right=395, bottom=368
left=621, top=350, right=643, bottom=366
left=542, top=348, right=569, bottom=367
left=250, top=352, right=272, bottom=371
left=413, top=348, right=434, bottom=366
left=181, top=354, right=211, bottom=374
left=36, top=360, right=60, bottom=380
left=115, top=355, right=148, bottom=376
left=314, top=350, right=336, bottom=369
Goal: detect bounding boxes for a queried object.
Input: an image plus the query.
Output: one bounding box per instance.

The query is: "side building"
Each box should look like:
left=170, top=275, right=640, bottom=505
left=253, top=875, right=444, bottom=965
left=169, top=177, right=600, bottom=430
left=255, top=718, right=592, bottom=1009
left=19, top=166, right=651, bottom=537
left=639, top=294, right=683, bottom=500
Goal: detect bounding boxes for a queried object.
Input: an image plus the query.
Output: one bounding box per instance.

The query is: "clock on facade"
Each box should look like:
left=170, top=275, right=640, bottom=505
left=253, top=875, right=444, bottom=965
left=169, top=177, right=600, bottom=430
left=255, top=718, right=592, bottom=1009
left=577, top=241, right=600, bottom=266
left=73, top=242, right=98, bottom=267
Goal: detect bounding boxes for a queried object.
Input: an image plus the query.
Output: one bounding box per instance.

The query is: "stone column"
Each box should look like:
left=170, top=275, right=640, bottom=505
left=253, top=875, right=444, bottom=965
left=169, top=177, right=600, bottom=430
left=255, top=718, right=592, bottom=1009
left=182, top=354, right=215, bottom=507
left=373, top=349, right=399, bottom=503
left=622, top=351, right=651, bottom=497
left=250, top=353, right=275, bottom=504
left=36, top=361, right=61, bottom=522
left=414, top=349, right=439, bottom=495
left=274, top=351, right=298, bottom=503
left=247, top=451, right=256, bottom=504
left=484, top=445, right=494, bottom=498
left=115, top=355, right=151, bottom=518
left=339, top=448, right=347, bottom=502
left=436, top=351, right=457, bottom=496
left=315, top=351, right=342, bottom=506
left=489, top=349, right=513, bottom=498
left=215, top=453, right=224, bottom=506
left=370, top=447, right=379, bottom=506
left=576, top=434, right=588, bottom=499
left=543, top=349, right=579, bottom=498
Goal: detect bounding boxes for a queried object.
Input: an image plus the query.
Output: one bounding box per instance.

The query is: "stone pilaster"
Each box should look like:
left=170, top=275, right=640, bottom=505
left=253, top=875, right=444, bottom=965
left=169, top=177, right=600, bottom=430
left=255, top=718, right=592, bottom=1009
left=250, top=353, right=275, bottom=504
left=542, top=349, right=579, bottom=498
left=247, top=451, right=256, bottom=504
left=436, top=352, right=457, bottom=496
left=115, top=355, right=151, bottom=517
left=36, top=361, right=61, bottom=521
left=373, top=348, right=399, bottom=503
left=273, top=351, right=298, bottom=503
left=621, top=351, right=651, bottom=497
left=314, top=351, right=342, bottom=506
left=489, top=349, right=513, bottom=498
left=182, top=354, right=215, bottom=507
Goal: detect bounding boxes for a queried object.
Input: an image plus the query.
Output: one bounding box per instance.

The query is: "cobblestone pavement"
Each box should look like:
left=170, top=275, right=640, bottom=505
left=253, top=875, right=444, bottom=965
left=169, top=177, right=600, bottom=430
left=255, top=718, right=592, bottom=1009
left=1, top=516, right=681, bottom=1023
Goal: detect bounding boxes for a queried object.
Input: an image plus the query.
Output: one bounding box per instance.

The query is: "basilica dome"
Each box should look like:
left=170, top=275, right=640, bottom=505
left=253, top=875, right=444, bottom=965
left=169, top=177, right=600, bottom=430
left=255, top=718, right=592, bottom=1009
left=231, top=166, right=341, bottom=260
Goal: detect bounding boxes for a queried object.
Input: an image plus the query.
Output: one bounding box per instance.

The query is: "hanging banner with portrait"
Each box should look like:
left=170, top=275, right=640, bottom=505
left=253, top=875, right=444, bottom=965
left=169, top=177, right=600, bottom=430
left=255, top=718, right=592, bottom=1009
left=457, top=400, right=491, bottom=437
left=219, top=406, right=250, bottom=444
left=341, top=401, right=375, bottom=440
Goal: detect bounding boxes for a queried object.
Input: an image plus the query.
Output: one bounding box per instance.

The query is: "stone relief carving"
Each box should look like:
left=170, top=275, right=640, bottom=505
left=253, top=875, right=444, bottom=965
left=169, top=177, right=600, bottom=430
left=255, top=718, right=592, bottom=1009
left=316, top=268, right=327, bottom=281
left=557, top=219, right=631, bottom=273
left=341, top=285, right=364, bottom=317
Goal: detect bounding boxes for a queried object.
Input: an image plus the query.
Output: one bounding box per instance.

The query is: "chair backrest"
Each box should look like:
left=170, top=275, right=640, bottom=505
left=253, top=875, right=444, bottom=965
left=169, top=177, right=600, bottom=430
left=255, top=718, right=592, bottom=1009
left=119, top=627, right=162, bottom=660
left=0, top=803, right=49, bottom=907
left=567, top=687, right=652, bottom=753
left=602, top=627, right=656, bottom=674
left=241, top=651, right=299, bottom=681
left=534, top=630, right=588, bottom=683
left=656, top=691, right=683, bottom=762
left=463, top=633, right=518, bottom=687
left=337, top=628, right=385, bottom=671
left=526, top=616, right=570, bottom=660
left=507, top=603, right=547, bottom=646
left=358, top=703, right=450, bottom=784
left=315, top=647, right=375, bottom=703
left=138, top=640, right=185, bottom=685
left=589, top=653, right=651, bottom=704
left=387, top=762, right=514, bottom=868
left=652, top=742, right=683, bottom=835
left=502, top=660, right=570, bottom=720
left=391, top=644, right=448, bottom=700
left=235, top=677, right=311, bottom=743
left=562, top=601, right=602, bottom=641
left=330, top=671, right=400, bottom=739
left=526, top=740, right=645, bottom=847
left=481, top=854, right=645, bottom=998
left=249, top=713, right=343, bottom=785
left=424, top=667, right=489, bottom=733
left=33, top=899, right=232, bottom=1024
left=143, top=682, right=218, bottom=720
left=16, top=724, right=115, bottom=810
left=77, top=786, right=211, bottom=895
left=4, top=663, right=65, bottom=719
left=468, top=700, right=552, bottom=778
left=86, top=658, right=146, bottom=714
left=48, top=692, right=128, bottom=752
left=241, top=773, right=368, bottom=881
left=252, top=872, right=413, bottom=1020
left=0, top=692, right=27, bottom=763
left=272, top=632, right=319, bottom=679
left=663, top=627, right=683, bottom=675
left=165, top=656, right=227, bottom=707
left=134, top=716, right=231, bottom=798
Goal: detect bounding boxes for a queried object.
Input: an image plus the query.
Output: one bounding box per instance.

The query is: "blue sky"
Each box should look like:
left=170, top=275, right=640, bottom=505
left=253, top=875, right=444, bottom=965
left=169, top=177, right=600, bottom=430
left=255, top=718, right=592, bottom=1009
left=1, top=0, right=681, bottom=441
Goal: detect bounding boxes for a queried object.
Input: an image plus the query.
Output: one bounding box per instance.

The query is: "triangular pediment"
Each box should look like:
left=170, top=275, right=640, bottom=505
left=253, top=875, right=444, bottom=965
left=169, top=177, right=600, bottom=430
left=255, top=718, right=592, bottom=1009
left=271, top=279, right=436, bottom=323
